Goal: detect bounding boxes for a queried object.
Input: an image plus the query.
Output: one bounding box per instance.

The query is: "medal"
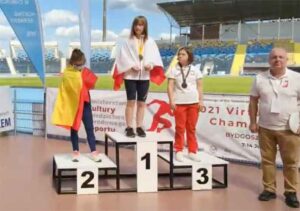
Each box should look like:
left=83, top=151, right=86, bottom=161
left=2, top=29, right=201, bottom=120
left=138, top=38, right=144, bottom=61
left=180, top=65, right=191, bottom=89
left=139, top=54, right=143, bottom=61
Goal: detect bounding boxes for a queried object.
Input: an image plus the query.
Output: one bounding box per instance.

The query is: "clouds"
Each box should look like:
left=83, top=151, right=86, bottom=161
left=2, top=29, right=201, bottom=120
left=55, top=26, right=119, bottom=41
left=0, top=12, right=15, bottom=40
left=119, top=28, right=130, bottom=38
left=43, top=9, right=78, bottom=27
left=159, top=32, right=176, bottom=41
left=55, top=26, right=79, bottom=39
left=43, top=8, right=126, bottom=41
left=54, top=25, right=176, bottom=43
left=91, top=29, right=119, bottom=41
left=0, top=25, right=14, bottom=40
left=108, top=0, right=169, bottom=12
left=0, top=13, right=9, bottom=25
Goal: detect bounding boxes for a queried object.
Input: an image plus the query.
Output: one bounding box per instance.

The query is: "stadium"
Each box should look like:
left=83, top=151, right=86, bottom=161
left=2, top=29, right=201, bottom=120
left=1, top=1, right=300, bottom=78
left=1, top=0, right=300, bottom=211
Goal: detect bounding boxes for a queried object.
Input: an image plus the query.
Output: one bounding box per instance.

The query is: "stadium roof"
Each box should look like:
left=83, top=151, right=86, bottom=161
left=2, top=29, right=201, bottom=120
left=158, top=0, right=300, bottom=27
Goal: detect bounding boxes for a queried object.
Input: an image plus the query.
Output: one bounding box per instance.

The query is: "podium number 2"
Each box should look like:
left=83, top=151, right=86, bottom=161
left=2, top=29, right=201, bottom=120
left=197, top=168, right=209, bottom=184
left=141, top=153, right=150, bottom=170
left=81, top=171, right=95, bottom=188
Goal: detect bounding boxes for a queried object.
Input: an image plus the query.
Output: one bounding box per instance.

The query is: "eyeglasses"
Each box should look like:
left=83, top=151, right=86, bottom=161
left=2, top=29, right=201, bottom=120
left=73, top=63, right=85, bottom=70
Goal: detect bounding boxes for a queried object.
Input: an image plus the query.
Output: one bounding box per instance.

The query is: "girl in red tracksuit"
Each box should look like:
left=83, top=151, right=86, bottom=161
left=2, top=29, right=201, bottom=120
left=167, top=47, right=204, bottom=162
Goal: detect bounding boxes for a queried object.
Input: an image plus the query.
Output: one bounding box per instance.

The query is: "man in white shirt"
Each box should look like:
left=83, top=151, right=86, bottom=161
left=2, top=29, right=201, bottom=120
left=249, top=48, right=300, bottom=208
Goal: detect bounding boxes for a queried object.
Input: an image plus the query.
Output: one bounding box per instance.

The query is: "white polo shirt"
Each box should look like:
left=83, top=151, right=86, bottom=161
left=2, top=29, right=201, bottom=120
left=250, top=68, right=300, bottom=130
left=168, top=64, right=203, bottom=104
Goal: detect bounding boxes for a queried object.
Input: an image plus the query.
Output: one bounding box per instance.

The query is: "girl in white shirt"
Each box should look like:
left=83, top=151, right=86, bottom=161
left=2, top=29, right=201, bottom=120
left=167, top=47, right=204, bottom=162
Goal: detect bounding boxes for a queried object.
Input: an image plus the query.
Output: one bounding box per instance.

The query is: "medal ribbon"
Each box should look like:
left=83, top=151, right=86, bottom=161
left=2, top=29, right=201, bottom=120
left=138, top=38, right=144, bottom=60
left=180, top=65, right=191, bottom=87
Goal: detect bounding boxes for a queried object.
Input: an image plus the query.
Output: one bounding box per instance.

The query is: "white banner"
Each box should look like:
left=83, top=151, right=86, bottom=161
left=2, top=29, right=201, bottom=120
left=78, top=0, right=91, bottom=68
left=0, top=87, right=14, bottom=133
left=46, top=88, right=284, bottom=165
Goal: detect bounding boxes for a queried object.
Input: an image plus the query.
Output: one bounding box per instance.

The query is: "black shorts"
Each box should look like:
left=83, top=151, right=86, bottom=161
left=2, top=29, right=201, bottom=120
left=124, top=80, right=150, bottom=102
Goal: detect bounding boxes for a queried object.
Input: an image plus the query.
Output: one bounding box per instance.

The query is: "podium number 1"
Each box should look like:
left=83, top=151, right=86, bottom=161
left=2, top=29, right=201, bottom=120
left=141, top=153, right=150, bottom=170
left=136, top=141, right=158, bottom=192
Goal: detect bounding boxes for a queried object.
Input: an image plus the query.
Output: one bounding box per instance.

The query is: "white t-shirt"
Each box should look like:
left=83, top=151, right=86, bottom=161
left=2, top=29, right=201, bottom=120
left=168, top=64, right=203, bottom=104
left=250, top=68, right=300, bottom=130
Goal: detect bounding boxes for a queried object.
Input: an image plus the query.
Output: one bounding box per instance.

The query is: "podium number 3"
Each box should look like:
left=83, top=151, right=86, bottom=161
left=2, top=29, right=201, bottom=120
left=81, top=171, right=95, bottom=188
left=197, top=168, right=209, bottom=184
left=141, top=153, right=150, bottom=170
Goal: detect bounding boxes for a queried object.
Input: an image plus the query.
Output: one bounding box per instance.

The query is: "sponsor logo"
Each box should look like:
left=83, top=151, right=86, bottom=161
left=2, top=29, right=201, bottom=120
left=147, top=99, right=173, bottom=133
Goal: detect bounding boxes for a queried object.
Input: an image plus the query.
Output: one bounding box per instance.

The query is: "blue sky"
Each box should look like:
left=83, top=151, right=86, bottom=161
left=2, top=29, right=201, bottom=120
left=0, top=0, right=180, bottom=55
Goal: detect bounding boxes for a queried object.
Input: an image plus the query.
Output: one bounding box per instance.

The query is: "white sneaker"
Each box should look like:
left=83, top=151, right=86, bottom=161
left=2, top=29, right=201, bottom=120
left=188, top=152, right=201, bottom=162
left=91, top=151, right=102, bottom=162
left=72, top=151, right=80, bottom=162
left=175, top=151, right=184, bottom=162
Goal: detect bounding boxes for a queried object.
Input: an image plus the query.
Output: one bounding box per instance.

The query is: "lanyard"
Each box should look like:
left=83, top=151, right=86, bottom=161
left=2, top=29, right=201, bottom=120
left=137, top=38, right=144, bottom=60
left=180, top=65, right=191, bottom=88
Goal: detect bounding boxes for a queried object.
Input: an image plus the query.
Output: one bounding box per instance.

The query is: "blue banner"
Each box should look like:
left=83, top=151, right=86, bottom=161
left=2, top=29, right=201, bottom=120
left=0, top=0, right=45, bottom=84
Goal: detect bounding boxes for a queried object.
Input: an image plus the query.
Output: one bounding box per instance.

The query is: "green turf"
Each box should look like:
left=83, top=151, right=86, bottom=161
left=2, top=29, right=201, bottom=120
left=0, top=75, right=254, bottom=94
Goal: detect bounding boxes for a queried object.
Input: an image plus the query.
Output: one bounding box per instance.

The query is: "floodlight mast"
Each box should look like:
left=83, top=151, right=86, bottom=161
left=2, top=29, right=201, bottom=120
left=103, top=0, right=107, bottom=42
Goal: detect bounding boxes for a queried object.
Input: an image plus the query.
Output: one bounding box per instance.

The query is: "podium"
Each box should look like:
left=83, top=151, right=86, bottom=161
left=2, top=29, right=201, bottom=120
left=104, top=132, right=174, bottom=192
left=53, top=153, right=116, bottom=194
left=104, top=132, right=229, bottom=192
left=158, top=151, right=228, bottom=189
left=52, top=132, right=229, bottom=194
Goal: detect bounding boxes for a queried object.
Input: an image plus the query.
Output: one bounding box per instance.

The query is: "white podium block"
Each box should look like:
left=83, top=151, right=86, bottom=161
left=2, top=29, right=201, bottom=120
left=77, top=167, right=98, bottom=194
left=136, top=141, right=158, bottom=192
left=192, top=163, right=212, bottom=190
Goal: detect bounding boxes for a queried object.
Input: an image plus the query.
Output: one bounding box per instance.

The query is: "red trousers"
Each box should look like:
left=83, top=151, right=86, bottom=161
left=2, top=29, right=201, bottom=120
left=174, top=103, right=199, bottom=153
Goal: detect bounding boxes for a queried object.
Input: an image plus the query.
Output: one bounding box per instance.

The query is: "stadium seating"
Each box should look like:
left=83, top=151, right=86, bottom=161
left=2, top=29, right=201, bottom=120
left=11, top=47, right=61, bottom=74
left=192, top=41, right=236, bottom=75
left=2, top=39, right=299, bottom=76
left=159, top=47, right=177, bottom=68
left=0, top=58, right=10, bottom=73
left=90, top=48, right=114, bottom=73
left=45, top=48, right=61, bottom=73
left=245, top=40, right=273, bottom=63
left=12, top=50, right=36, bottom=74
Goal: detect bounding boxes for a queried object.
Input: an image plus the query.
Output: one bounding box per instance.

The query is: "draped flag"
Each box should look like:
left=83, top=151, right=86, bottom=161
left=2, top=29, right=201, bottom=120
left=52, top=67, right=97, bottom=131
left=0, top=0, right=45, bottom=84
left=113, top=38, right=165, bottom=90
left=78, top=0, right=91, bottom=68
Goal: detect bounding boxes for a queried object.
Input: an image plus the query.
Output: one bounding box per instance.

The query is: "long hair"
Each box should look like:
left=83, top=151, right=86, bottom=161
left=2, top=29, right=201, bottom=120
left=130, top=16, right=148, bottom=40
left=69, top=48, right=86, bottom=65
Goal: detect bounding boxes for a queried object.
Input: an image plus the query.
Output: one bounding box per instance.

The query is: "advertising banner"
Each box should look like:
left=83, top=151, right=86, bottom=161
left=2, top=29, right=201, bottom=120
left=47, top=88, right=284, bottom=165
left=0, top=86, right=14, bottom=133
left=0, top=0, right=45, bottom=83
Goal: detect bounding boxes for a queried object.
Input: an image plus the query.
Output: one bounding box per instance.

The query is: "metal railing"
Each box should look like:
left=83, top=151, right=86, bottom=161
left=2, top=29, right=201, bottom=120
left=12, top=87, right=45, bottom=136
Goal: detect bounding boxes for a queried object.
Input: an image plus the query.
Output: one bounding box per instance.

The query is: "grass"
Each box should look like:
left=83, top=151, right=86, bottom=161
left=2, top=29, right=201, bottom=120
left=0, top=75, right=254, bottom=94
